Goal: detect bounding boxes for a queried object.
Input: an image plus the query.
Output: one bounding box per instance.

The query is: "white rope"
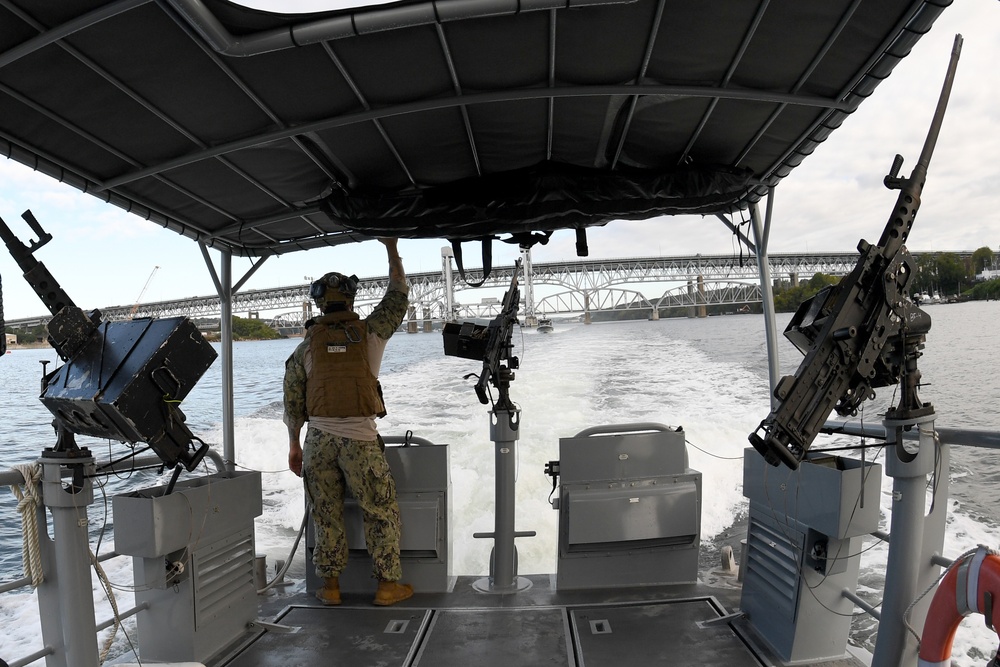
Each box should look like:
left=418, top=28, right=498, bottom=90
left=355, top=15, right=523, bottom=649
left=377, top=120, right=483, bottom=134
left=9, top=463, right=44, bottom=587
left=91, top=550, right=120, bottom=664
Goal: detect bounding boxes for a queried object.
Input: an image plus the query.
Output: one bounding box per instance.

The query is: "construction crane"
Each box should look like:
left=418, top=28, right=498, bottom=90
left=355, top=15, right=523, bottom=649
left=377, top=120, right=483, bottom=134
left=130, top=265, right=159, bottom=318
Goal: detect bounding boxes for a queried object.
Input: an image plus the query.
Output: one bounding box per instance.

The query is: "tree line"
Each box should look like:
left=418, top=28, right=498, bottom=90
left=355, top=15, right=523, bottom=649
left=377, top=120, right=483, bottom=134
left=5, top=315, right=281, bottom=343
left=773, top=246, right=999, bottom=312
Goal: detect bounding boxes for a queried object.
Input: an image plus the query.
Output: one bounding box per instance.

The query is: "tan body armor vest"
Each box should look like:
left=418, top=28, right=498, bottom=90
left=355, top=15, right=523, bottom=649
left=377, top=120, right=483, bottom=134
left=305, top=312, right=386, bottom=418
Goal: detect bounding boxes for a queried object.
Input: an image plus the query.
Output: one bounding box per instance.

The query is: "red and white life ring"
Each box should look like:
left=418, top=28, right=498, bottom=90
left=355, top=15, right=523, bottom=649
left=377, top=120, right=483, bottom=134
left=919, top=546, right=1000, bottom=667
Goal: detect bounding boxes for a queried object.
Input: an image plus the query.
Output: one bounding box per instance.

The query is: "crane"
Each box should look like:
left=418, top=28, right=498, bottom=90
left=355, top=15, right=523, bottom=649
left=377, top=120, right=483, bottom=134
left=130, top=265, right=160, bottom=318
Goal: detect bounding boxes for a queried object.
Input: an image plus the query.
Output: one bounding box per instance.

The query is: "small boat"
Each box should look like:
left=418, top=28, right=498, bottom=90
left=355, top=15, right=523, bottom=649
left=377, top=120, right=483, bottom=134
left=0, top=4, right=987, bottom=667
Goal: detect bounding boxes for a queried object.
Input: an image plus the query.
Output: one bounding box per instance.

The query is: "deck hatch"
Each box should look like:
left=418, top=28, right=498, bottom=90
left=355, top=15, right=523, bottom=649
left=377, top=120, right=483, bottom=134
left=413, top=608, right=571, bottom=666
left=570, top=599, right=762, bottom=667
left=224, top=606, right=430, bottom=667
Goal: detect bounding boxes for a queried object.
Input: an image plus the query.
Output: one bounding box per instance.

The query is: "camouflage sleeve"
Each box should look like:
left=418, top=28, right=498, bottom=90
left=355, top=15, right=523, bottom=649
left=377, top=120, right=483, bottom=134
left=282, top=341, right=309, bottom=431
left=366, top=287, right=409, bottom=340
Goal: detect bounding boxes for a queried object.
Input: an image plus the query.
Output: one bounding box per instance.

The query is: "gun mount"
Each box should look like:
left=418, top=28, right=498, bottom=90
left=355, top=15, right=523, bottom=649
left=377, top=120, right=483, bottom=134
left=749, top=35, right=962, bottom=469
left=0, top=210, right=217, bottom=471
left=442, top=259, right=521, bottom=408
left=443, top=260, right=533, bottom=591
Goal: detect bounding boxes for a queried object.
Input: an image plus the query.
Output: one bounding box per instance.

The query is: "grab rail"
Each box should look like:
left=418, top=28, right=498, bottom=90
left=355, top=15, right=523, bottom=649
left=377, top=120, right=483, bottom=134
left=572, top=422, right=677, bottom=438
left=823, top=419, right=1000, bottom=450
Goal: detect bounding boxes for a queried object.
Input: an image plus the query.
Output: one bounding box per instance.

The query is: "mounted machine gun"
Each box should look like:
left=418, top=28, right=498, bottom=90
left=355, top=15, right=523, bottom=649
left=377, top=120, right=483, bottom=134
left=749, top=35, right=963, bottom=469
left=442, top=258, right=521, bottom=408
left=0, top=210, right=217, bottom=471
left=442, top=260, right=533, bottom=591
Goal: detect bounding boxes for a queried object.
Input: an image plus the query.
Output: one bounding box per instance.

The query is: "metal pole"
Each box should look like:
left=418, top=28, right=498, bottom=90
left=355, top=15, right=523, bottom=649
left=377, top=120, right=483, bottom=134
left=871, top=414, right=946, bottom=667
left=219, top=249, right=236, bottom=471
left=491, top=408, right=518, bottom=589
left=750, top=195, right=781, bottom=403
left=472, top=407, right=533, bottom=593
left=38, top=453, right=99, bottom=667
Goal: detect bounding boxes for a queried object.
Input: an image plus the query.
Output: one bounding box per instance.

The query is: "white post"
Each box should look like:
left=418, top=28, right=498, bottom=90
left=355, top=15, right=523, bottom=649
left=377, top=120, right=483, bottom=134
left=519, top=247, right=537, bottom=327
left=441, top=246, right=456, bottom=322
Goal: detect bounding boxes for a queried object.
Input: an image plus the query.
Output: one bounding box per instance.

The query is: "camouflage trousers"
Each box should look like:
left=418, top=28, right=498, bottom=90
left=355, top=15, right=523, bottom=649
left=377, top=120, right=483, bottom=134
left=302, top=428, right=402, bottom=581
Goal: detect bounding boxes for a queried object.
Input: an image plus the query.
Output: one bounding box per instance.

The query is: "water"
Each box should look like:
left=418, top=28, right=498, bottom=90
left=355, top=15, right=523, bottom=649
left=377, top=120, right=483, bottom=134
left=2, top=303, right=1000, bottom=664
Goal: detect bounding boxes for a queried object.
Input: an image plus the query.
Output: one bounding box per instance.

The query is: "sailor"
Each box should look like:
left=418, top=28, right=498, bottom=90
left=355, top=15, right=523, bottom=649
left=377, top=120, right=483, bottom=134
left=283, top=237, right=413, bottom=606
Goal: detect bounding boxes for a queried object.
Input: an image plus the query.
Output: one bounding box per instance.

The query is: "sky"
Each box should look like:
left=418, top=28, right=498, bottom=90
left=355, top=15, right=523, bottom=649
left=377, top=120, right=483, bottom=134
left=0, top=1, right=998, bottom=321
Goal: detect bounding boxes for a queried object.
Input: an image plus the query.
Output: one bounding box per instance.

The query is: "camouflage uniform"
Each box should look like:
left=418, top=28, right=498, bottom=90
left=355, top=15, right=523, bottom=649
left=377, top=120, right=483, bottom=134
left=284, top=287, right=409, bottom=580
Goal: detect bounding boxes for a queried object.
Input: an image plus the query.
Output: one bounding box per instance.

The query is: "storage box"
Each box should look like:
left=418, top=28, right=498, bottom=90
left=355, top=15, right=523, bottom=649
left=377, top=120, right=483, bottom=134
left=114, top=471, right=262, bottom=558
left=743, top=449, right=880, bottom=538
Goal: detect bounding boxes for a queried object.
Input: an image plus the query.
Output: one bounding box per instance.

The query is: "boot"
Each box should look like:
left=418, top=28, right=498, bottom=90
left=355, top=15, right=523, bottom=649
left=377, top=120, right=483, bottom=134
left=315, top=577, right=341, bottom=606
left=373, top=580, right=413, bottom=606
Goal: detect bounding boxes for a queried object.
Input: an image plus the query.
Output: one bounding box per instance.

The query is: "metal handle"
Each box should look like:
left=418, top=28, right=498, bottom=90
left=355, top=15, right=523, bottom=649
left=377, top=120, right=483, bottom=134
left=572, top=422, right=677, bottom=438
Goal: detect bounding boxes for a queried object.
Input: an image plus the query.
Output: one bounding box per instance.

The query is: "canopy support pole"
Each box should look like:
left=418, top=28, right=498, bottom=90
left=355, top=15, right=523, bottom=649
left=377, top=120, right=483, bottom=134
left=751, top=190, right=781, bottom=404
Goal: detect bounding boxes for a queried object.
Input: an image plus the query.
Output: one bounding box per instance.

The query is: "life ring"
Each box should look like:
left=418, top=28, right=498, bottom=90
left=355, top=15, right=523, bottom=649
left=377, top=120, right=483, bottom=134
left=919, top=546, right=1000, bottom=667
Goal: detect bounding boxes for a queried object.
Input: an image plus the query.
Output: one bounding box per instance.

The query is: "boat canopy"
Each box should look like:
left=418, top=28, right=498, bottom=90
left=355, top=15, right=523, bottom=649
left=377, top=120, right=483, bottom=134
left=0, top=0, right=950, bottom=258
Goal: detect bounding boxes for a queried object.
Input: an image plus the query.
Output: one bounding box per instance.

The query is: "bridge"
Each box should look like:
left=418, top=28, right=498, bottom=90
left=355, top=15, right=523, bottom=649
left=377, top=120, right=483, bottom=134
left=4, top=250, right=969, bottom=333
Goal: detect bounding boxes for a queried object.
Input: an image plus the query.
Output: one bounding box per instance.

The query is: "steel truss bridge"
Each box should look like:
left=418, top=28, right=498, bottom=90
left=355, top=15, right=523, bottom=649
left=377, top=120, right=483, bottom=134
left=5, top=251, right=968, bottom=331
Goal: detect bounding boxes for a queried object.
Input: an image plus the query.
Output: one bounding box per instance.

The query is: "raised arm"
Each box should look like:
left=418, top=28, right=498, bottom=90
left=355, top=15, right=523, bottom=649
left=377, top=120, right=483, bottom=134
left=379, top=237, right=406, bottom=289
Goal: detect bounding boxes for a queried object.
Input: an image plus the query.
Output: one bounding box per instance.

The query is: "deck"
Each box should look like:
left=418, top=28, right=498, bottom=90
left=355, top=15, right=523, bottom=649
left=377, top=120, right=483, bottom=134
left=213, top=575, right=865, bottom=667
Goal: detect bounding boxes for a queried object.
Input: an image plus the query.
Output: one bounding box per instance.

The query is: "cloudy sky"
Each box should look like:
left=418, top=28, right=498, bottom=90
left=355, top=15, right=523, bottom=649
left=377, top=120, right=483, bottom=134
left=0, top=1, right=997, bottom=320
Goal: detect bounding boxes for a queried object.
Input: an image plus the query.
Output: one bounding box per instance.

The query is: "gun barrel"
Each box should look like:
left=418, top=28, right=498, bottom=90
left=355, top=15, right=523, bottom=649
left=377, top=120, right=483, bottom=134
left=916, top=34, right=963, bottom=174
left=877, top=33, right=962, bottom=259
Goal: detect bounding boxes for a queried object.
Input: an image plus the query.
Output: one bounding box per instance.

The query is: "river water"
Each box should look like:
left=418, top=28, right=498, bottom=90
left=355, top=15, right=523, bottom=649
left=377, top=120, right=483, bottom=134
left=1, top=302, right=999, bottom=664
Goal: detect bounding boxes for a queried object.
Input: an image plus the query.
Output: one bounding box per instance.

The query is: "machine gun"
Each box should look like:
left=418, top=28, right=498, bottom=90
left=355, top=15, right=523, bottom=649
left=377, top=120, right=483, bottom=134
left=0, top=209, right=99, bottom=360
left=749, top=35, right=962, bottom=470
left=443, top=259, right=521, bottom=407
left=0, top=210, right=217, bottom=471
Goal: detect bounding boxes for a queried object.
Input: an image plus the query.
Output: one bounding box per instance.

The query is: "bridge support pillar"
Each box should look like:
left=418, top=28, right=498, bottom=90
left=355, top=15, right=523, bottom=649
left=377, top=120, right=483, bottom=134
left=697, top=275, right=707, bottom=318
left=407, top=305, right=418, bottom=334
left=686, top=281, right=696, bottom=318
left=650, top=308, right=659, bottom=321
left=789, top=272, right=799, bottom=287
left=583, top=293, right=591, bottom=325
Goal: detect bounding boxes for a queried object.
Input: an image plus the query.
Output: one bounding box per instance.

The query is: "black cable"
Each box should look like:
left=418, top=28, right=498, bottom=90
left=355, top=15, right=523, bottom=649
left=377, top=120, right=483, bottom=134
left=96, top=445, right=152, bottom=472
left=164, top=465, right=184, bottom=496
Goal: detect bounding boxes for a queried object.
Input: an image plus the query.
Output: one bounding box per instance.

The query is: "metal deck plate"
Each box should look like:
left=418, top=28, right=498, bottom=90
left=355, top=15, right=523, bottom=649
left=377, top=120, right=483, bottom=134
left=223, top=597, right=761, bottom=667
left=570, top=599, right=762, bottom=667
left=413, top=608, right=571, bottom=666
left=225, top=606, right=429, bottom=667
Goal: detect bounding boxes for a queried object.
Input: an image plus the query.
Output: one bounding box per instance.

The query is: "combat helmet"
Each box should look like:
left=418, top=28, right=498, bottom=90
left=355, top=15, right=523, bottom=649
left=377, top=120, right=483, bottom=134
left=311, top=272, right=360, bottom=312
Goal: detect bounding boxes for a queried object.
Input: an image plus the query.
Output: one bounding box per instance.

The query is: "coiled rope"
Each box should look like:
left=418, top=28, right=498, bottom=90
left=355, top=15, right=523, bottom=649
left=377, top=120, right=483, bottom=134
left=9, top=463, right=44, bottom=586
